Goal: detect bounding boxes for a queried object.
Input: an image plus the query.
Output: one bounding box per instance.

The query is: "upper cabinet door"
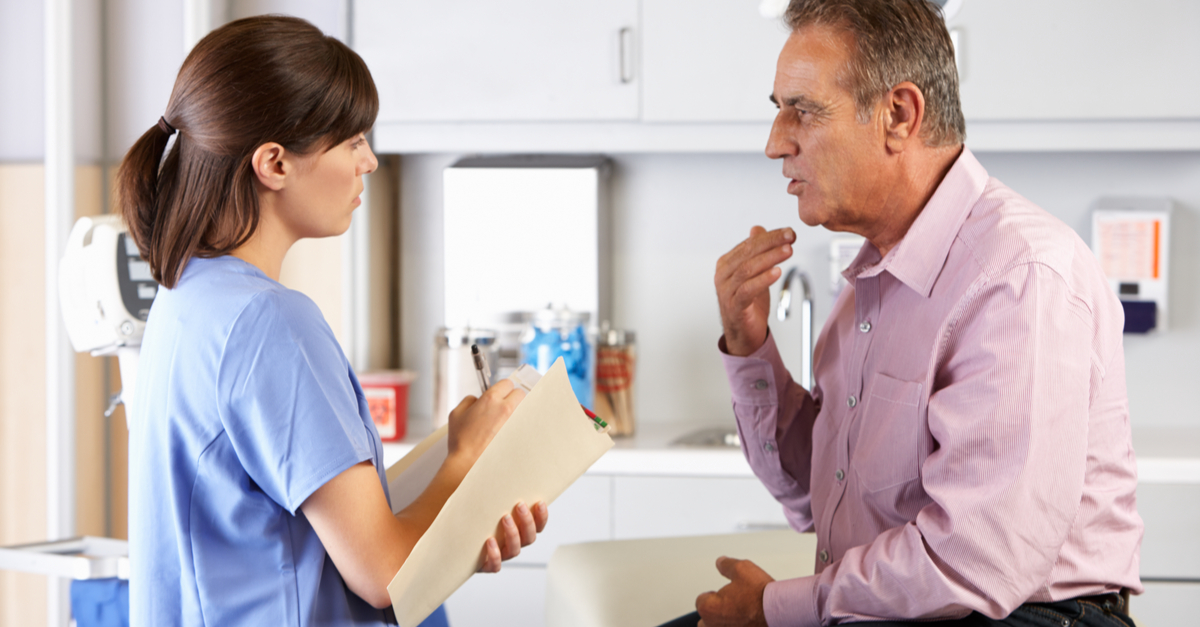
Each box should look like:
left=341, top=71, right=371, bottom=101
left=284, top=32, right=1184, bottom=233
left=951, top=0, right=1200, bottom=121
left=353, top=0, right=639, bottom=122
left=641, top=0, right=790, bottom=122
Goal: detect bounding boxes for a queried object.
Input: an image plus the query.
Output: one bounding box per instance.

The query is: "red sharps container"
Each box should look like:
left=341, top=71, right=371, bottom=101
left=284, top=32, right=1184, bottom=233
left=357, top=370, right=417, bottom=442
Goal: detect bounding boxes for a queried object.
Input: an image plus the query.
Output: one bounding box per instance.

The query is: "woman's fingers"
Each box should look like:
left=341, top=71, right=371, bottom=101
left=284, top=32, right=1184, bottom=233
left=478, top=537, right=501, bottom=573
left=499, top=513, right=522, bottom=560
left=532, top=501, right=549, bottom=533
left=512, top=502, right=539, bottom=547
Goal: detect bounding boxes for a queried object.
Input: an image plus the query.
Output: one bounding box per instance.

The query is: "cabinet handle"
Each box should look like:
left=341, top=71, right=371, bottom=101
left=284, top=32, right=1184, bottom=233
left=619, top=27, right=634, bottom=84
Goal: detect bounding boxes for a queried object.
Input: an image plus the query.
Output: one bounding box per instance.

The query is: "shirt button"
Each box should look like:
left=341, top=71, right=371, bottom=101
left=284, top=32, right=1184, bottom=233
left=819, top=550, right=830, bottom=563
left=859, top=320, right=872, bottom=333
left=754, top=379, right=768, bottom=390
left=764, top=442, right=775, bottom=453
left=835, top=469, right=845, bottom=481
left=847, top=395, right=858, bottom=408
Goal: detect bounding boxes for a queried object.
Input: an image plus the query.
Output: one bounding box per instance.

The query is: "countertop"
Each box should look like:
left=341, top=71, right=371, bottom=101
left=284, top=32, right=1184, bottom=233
left=382, top=422, right=1200, bottom=483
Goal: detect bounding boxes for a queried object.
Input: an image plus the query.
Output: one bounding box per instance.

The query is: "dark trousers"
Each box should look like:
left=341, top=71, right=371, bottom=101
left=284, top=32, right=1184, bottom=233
left=656, top=593, right=1136, bottom=627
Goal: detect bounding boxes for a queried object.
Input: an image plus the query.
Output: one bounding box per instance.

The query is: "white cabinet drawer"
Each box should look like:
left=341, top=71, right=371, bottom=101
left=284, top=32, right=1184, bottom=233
left=511, top=475, right=612, bottom=566
left=1137, top=483, right=1200, bottom=579
left=445, top=565, right=546, bottom=627
left=612, top=476, right=789, bottom=540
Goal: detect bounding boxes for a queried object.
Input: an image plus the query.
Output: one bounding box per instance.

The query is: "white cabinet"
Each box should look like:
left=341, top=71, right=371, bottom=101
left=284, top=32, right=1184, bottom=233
left=949, top=0, right=1200, bottom=121
left=613, top=476, right=789, bottom=539
left=352, top=0, right=639, bottom=122
left=641, top=0, right=789, bottom=122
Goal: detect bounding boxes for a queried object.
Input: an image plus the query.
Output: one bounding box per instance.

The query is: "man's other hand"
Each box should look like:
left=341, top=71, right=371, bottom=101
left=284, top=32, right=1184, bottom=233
left=715, top=226, right=796, bottom=356
left=695, top=556, right=773, bottom=627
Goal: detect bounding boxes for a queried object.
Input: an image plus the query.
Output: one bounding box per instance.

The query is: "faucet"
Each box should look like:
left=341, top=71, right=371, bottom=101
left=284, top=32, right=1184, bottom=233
left=776, top=267, right=814, bottom=390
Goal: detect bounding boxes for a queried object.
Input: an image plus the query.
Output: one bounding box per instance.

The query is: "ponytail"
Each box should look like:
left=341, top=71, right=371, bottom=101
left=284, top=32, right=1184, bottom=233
left=116, top=121, right=176, bottom=285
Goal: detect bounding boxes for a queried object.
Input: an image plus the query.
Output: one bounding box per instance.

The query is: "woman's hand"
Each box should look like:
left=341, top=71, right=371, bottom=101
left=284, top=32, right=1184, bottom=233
left=445, top=379, right=525, bottom=472
left=478, top=501, right=550, bottom=573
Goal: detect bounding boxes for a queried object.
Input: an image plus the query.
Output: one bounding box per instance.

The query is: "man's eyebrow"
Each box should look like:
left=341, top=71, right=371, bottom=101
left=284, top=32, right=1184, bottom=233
left=769, top=93, right=828, bottom=114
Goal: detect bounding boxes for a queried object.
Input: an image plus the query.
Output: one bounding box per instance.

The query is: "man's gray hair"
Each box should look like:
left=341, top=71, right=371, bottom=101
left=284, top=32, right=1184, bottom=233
left=784, top=0, right=966, bottom=147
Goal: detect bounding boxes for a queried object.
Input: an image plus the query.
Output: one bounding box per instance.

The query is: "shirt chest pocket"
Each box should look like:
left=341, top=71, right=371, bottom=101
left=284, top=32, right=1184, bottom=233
left=854, top=374, right=924, bottom=492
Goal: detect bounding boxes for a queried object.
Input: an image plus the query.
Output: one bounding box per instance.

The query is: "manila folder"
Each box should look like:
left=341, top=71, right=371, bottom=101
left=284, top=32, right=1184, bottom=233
left=385, top=358, right=614, bottom=627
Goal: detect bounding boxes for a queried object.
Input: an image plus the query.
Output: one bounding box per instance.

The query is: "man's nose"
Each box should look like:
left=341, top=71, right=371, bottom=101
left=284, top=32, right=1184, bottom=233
left=765, top=114, right=796, bottom=160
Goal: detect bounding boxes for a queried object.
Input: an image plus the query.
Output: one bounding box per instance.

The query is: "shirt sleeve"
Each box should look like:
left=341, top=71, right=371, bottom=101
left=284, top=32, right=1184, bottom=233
left=720, top=332, right=819, bottom=531
left=763, top=262, right=1098, bottom=627
left=216, top=289, right=374, bottom=515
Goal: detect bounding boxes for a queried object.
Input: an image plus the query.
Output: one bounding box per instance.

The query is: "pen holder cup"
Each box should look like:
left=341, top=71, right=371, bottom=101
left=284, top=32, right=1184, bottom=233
left=595, top=329, right=635, bottom=437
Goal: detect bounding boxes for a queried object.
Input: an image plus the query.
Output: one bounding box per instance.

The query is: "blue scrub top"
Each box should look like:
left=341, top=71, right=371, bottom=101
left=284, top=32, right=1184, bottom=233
left=129, top=256, right=392, bottom=627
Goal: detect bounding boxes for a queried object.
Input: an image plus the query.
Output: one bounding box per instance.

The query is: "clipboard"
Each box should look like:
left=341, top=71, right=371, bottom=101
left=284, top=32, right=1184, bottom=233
left=384, top=358, right=614, bottom=626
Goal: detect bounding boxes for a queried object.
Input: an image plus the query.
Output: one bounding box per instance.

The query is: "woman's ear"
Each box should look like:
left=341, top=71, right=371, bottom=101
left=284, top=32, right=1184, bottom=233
left=251, top=142, right=288, bottom=191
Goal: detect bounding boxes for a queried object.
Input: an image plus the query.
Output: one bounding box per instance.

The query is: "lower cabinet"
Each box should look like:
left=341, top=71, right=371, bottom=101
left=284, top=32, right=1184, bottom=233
left=441, top=474, right=1199, bottom=626
left=442, top=473, right=789, bottom=627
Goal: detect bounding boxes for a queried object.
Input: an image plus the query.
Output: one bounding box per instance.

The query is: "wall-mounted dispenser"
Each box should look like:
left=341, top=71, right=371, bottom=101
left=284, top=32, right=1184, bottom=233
left=1091, top=197, right=1172, bottom=333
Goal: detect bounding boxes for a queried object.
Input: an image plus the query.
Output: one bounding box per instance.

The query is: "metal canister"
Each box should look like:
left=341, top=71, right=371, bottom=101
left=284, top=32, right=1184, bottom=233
left=433, top=327, right=498, bottom=429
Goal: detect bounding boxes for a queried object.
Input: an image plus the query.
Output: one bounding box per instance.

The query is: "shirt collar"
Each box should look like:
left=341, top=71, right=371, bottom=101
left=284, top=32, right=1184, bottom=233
left=841, top=146, right=989, bottom=298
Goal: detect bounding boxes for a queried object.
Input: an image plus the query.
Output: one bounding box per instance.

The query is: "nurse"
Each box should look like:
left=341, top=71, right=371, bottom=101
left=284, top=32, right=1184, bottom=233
left=116, top=15, right=546, bottom=626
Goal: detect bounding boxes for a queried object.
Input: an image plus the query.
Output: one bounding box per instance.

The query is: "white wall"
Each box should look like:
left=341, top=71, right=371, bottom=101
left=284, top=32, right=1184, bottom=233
left=399, top=150, right=1200, bottom=430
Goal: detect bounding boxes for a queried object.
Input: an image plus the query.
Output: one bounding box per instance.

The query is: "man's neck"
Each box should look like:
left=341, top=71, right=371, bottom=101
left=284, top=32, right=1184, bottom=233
left=869, top=144, right=963, bottom=258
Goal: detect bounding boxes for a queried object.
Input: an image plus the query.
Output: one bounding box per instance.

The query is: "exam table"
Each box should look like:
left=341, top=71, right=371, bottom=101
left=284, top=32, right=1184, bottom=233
left=545, top=530, right=816, bottom=627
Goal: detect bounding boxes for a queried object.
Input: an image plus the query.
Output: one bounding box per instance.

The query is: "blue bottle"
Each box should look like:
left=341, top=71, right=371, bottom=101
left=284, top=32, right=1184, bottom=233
left=520, top=306, right=593, bottom=408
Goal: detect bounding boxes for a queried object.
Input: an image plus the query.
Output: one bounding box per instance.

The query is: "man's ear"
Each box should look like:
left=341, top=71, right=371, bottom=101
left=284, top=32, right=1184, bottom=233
left=883, top=81, right=925, bottom=154
left=251, top=142, right=288, bottom=191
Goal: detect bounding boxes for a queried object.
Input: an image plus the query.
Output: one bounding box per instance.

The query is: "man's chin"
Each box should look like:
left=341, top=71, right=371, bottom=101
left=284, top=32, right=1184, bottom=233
left=795, top=205, right=825, bottom=228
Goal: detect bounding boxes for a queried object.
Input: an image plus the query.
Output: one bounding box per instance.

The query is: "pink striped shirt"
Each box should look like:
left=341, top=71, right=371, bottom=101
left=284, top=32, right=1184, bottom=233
left=722, top=148, right=1143, bottom=626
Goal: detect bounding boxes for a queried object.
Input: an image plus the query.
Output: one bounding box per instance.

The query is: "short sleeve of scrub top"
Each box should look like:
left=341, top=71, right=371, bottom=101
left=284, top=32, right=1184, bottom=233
left=216, top=288, right=376, bottom=514
left=128, top=257, right=391, bottom=627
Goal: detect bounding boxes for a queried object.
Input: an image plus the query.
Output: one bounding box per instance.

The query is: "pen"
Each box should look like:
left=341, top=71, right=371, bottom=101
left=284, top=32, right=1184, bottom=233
left=471, top=344, right=492, bottom=392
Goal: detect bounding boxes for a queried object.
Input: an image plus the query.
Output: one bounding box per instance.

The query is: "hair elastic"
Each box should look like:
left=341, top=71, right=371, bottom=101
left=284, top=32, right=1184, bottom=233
left=157, top=116, right=176, bottom=136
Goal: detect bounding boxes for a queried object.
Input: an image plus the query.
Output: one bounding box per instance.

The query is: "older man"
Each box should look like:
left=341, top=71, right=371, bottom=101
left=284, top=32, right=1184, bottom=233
left=689, top=1, right=1144, bottom=626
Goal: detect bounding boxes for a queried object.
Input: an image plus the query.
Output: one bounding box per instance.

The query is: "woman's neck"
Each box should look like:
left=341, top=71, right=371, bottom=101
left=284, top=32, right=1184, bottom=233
left=230, top=209, right=296, bottom=282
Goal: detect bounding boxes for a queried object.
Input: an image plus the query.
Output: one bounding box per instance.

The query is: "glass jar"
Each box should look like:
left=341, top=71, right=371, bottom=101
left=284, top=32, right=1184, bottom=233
left=433, top=327, right=498, bottom=429
left=595, top=327, right=636, bottom=436
left=519, top=305, right=593, bottom=408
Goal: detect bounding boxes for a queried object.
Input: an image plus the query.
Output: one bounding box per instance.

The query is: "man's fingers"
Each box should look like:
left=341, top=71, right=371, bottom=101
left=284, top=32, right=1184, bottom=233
left=695, top=590, right=718, bottom=613
left=715, top=556, right=740, bottom=580
left=726, top=267, right=784, bottom=312
left=717, top=227, right=797, bottom=282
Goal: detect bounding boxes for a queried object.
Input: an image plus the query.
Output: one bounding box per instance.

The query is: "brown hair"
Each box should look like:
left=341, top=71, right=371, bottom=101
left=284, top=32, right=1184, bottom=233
left=783, top=0, right=965, bottom=147
left=117, top=15, right=378, bottom=288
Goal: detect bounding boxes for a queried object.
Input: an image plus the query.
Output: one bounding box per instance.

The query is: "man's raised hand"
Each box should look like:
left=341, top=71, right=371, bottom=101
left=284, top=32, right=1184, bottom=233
left=715, top=226, right=796, bottom=356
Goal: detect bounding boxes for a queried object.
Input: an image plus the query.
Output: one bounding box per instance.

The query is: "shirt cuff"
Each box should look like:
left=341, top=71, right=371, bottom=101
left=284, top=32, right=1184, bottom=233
left=718, top=332, right=795, bottom=406
left=764, top=576, right=820, bottom=627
